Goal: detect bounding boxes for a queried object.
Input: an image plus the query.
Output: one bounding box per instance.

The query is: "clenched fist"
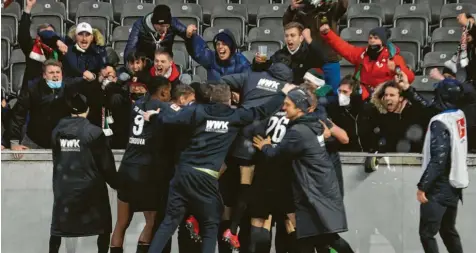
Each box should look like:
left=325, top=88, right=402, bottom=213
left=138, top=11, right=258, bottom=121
left=186, top=24, right=197, bottom=39
left=320, top=24, right=330, bottom=34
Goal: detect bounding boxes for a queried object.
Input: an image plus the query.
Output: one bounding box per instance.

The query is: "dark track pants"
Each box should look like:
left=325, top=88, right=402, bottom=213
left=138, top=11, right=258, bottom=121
left=419, top=200, right=463, bottom=253
left=148, top=167, right=223, bottom=253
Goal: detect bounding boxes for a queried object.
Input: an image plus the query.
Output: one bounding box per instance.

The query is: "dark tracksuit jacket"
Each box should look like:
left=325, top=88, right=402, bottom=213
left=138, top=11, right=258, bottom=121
left=148, top=92, right=285, bottom=253
left=51, top=116, right=118, bottom=237
left=219, top=62, right=293, bottom=161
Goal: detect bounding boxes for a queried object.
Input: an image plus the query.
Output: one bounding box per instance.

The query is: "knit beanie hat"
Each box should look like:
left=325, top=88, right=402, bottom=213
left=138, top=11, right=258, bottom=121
left=67, top=94, right=88, bottom=114
left=369, top=27, right=390, bottom=46
left=151, top=5, right=172, bottom=25
left=214, top=32, right=234, bottom=50
left=287, top=88, right=313, bottom=112
left=303, top=68, right=325, bottom=88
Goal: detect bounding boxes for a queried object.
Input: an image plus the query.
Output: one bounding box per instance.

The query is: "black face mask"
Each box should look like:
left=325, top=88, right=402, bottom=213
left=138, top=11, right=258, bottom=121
left=130, top=93, right=146, bottom=101
left=367, top=45, right=382, bottom=60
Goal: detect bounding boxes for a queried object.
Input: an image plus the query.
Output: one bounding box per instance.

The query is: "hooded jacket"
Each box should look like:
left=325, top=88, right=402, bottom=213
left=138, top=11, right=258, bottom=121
left=124, top=14, right=187, bottom=63
left=62, top=26, right=107, bottom=92
left=260, top=115, right=348, bottom=238
left=50, top=116, right=118, bottom=236
left=4, top=79, right=70, bottom=148
left=361, top=83, right=427, bottom=153
left=148, top=62, right=181, bottom=86
left=283, top=0, right=349, bottom=63
left=186, top=29, right=251, bottom=80
left=321, top=30, right=415, bottom=91
left=252, top=40, right=326, bottom=84
left=18, top=11, right=64, bottom=94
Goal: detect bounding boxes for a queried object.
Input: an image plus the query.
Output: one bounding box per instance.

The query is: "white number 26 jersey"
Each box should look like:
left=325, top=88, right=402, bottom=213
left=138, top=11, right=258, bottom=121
left=265, top=110, right=289, bottom=144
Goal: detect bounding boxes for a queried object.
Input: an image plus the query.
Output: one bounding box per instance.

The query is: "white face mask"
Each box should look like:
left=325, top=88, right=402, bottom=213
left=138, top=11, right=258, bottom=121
left=338, top=93, right=351, bottom=106
left=101, top=79, right=111, bottom=90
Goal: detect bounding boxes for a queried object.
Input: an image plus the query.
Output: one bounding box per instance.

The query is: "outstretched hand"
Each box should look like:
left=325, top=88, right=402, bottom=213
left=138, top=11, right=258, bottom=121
left=253, top=135, right=271, bottom=150
left=144, top=109, right=160, bottom=121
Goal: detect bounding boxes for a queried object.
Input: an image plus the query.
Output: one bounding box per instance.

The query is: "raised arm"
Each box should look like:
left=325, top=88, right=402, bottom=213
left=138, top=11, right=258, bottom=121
left=123, top=19, right=142, bottom=64
left=185, top=33, right=215, bottom=68
left=320, top=26, right=364, bottom=65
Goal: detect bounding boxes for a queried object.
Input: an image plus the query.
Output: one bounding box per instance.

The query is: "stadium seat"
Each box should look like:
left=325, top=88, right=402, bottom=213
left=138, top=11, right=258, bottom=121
left=440, top=3, right=476, bottom=27
left=1, top=37, right=10, bottom=71
left=192, top=60, right=208, bottom=81
left=367, top=0, right=399, bottom=25
left=346, top=3, right=385, bottom=28
left=421, top=51, right=453, bottom=75
left=247, top=26, right=284, bottom=54
left=413, top=0, right=444, bottom=25
left=393, top=3, right=431, bottom=46
left=1, top=72, right=9, bottom=92
left=173, top=49, right=188, bottom=71
left=1, top=26, right=14, bottom=44
left=77, top=1, right=115, bottom=43
left=233, top=0, right=273, bottom=24
left=191, top=0, right=224, bottom=25
left=66, top=0, right=92, bottom=21
left=411, top=75, right=434, bottom=101
left=112, top=26, right=132, bottom=59
left=1, top=2, right=21, bottom=44
left=399, top=51, right=417, bottom=72
left=112, top=0, right=139, bottom=22
left=241, top=50, right=255, bottom=63
left=120, top=2, right=155, bottom=26
left=30, top=1, right=67, bottom=37
left=257, top=4, right=287, bottom=28
left=211, top=4, right=248, bottom=46
left=169, top=3, right=202, bottom=33
left=339, top=58, right=355, bottom=79
left=114, top=48, right=125, bottom=66
left=203, top=26, right=242, bottom=50
left=389, top=26, right=423, bottom=65
left=173, top=37, right=190, bottom=67
left=9, top=49, right=26, bottom=94
left=431, top=27, right=462, bottom=52
left=339, top=27, right=373, bottom=47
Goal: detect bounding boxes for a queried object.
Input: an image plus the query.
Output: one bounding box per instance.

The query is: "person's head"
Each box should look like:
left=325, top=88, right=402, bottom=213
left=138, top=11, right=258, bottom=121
left=284, top=22, right=304, bottom=52
left=68, top=93, right=89, bottom=118
left=299, top=83, right=318, bottom=113
left=75, top=22, right=94, bottom=50
left=303, top=68, right=325, bottom=88
left=147, top=76, right=172, bottom=102
left=43, top=59, right=63, bottom=82
left=36, top=23, right=55, bottom=34
left=127, top=51, right=148, bottom=74
left=283, top=88, right=313, bottom=120
left=151, top=5, right=172, bottom=34
left=190, top=82, right=211, bottom=104
left=154, top=49, right=173, bottom=76
left=173, top=84, right=196, bottom=106
left=338, top=75, right=357, bottom=106
left=367, top=27, right=390, bottom=60
left=379, top=81, right=404, bottom=113
left=99, top=65, right=117, bottom=87
left=209, top=84, right=231, bottom=105
left=129, top=82, right=148, bottom=101
left=213, top=31, right=235, bottom=61
left=433, top=78, right=465, bottom=110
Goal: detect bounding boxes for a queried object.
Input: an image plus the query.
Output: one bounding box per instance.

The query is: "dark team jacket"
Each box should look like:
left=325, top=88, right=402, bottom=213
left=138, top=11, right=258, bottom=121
left=260, top=115, right=347, bottom=238
left=418, top=120, right=462, bottom=207
left=151, top=92, right=286, bottom=172
left=50, top=116, right=118, bottom=236
left=5, top=79, right=70, bottom=148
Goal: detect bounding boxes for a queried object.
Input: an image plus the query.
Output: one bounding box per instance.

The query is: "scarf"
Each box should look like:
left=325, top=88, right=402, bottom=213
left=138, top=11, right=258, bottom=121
left=29, top=37, right=58, bottom=62
left=445, top=23, right=471, bottom=73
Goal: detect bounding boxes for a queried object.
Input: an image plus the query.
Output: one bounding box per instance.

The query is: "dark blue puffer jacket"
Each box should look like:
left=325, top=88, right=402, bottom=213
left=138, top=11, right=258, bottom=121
left=124, top=14, right=187, bottom=63
left=186, top=29, right=250, bottom=81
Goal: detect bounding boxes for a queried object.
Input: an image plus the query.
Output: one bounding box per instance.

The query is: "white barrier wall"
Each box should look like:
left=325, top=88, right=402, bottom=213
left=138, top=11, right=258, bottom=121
left=2, top=151, right=475, bottom=253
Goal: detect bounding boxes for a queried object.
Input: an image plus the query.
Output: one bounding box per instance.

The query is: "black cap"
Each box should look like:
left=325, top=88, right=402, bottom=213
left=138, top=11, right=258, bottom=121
left=151, top=5, right=172, bottom=25
left=287, top=88, right=313, bottom=112
left=67, top=93, right=88, bottom=114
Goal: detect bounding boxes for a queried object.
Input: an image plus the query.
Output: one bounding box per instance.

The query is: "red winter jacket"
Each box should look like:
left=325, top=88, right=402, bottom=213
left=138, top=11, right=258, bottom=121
left=322, top=30, right=415, bottom=98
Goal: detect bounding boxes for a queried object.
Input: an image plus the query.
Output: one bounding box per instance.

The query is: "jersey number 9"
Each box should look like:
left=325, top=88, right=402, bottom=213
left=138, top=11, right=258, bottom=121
left=133, top=115, right=145, bottom=136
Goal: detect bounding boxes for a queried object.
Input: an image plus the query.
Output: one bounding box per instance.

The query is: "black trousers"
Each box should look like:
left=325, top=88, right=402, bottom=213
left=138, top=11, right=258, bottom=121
left=149, top=167, right=223, bottom=253
left=297, top=233, right=354, bottom=253
left=419, top=200, right=463, bottom=253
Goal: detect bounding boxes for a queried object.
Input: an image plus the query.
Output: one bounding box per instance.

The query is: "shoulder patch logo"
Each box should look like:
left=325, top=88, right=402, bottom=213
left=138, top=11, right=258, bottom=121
left=170, top=103, right=181, bottom=111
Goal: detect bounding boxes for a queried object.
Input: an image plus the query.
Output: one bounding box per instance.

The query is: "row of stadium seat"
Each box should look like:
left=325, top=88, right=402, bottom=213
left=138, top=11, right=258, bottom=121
left=3, top=0, right=475, bottom=45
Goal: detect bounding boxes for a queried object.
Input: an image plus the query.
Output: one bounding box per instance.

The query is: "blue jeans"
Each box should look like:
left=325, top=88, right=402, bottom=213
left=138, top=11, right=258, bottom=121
left=322, top=62, right=341, bottom=94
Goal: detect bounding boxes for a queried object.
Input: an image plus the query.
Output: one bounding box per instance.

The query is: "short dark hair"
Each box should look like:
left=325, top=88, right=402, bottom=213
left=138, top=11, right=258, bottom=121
left=209, top=84, right=231, bottom=104
left=284, top=22, right=304, bottom=33
left=42, top=59, right=62, bottom=72
left=147, top=76, right=170, bottom=95
left=299, top=83, right=318, bottom=109
left=126, top=51, right=148, bottom=63
left=173, top=84, right=195, bottom=101
left=154, top=49, right=173, bottom=60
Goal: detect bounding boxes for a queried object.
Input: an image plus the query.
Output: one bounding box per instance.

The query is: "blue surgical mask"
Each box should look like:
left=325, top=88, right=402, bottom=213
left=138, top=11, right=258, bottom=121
left=46, top=80, right=62, bottom=89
